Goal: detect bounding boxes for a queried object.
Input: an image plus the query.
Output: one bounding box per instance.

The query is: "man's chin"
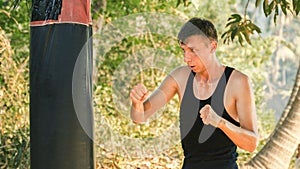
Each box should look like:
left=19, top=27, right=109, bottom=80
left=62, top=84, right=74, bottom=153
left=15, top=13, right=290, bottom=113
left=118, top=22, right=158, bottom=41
left=191, top=67, right=207, bottom=74
left=190, top=66, right=197, bottom=72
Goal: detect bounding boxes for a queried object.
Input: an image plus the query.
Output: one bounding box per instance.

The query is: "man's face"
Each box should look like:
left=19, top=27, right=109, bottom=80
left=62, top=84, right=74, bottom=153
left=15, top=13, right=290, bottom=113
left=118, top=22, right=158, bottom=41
left=179, top=35, right=213, bottom=73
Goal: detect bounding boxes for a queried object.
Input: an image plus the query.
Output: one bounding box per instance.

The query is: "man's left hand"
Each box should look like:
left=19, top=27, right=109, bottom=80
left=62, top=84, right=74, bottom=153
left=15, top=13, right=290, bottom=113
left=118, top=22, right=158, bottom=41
left=199, top=104, right=222, bottom=128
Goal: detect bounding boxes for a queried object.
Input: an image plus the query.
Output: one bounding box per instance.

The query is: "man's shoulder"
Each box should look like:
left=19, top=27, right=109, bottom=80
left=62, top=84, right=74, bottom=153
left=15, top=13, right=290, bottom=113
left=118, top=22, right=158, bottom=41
left=166, top=66, right=191, bottom=85
left=172, top=65, right=190, bottom=71
left=231, top=68, right=248, bottom=79
left=230, top=68, right=251, bottom=88
left=170, top=66, right=191, bottom=76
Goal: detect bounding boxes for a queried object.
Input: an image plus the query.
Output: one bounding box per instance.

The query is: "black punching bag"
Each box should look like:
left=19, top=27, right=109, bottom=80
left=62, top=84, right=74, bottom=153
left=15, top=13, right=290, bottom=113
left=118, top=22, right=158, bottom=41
left=30, top=0, right=94, bottom=168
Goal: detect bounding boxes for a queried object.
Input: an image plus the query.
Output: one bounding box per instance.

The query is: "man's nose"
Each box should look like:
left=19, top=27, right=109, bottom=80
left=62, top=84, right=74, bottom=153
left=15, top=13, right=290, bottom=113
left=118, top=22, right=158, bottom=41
left=184, top=53, right=192, bottom=62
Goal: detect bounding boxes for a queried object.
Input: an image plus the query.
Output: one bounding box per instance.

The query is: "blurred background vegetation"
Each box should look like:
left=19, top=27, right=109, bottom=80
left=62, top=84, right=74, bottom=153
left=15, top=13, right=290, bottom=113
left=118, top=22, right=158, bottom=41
left=0, top=0, right=299, bottom=168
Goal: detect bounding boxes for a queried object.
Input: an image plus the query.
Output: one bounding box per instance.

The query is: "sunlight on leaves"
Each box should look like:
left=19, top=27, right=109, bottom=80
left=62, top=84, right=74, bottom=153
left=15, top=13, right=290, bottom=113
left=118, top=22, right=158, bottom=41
left=221, top=14, right=261, bottom=46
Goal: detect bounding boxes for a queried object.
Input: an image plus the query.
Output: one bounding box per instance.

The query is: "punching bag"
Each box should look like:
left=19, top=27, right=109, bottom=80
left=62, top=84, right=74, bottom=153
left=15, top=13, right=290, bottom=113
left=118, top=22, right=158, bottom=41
left=30, top=0, right=94, bottom=168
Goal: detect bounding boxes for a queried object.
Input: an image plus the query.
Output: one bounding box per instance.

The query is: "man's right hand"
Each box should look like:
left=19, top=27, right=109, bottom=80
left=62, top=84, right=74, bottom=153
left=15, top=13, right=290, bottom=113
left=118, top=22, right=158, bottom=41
left=130, top=83, right=150, bottom=104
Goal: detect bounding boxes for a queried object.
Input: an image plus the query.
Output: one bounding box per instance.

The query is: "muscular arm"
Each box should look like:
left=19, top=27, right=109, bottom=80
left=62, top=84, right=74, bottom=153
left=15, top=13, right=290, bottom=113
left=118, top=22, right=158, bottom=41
left=130, top=68, right=182, bottom=124
left=200, top=72, right=258, bottom=152
left=218, top=75, right=258, bottom=152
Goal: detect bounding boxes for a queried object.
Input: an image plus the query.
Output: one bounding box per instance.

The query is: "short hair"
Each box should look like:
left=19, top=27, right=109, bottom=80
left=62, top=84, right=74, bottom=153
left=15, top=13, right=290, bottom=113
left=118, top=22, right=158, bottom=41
left=178, top=18, right=218, bottom=42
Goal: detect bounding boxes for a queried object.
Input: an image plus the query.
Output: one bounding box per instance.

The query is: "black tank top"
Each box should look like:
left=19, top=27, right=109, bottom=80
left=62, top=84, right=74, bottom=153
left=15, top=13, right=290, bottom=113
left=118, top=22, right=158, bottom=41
left=180, top=66, right=240, bottom=169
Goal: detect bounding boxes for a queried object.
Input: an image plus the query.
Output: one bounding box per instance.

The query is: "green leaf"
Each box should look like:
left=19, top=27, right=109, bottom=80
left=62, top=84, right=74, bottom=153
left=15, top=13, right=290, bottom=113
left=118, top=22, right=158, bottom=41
left=229, top=14, right=242, bottom=22
left=294, top=0, right=300, bottom=15
left=269, top=1, right=275, bottom=14
left=281, top=0, right=288, bottom=15
left=238, top=34, right=244, bottom=47
left=256, top=0, right=263, bottom=7
left=263, top=0, right=270, bottom=17
left=221, top=30, right=230, bottom=39
left=231, top=28, right=238, bottom=41
left=222, top=37, right=228, bottom=44
left=274, top=5, right=279, bottom=24
left=176, top=0, right=190, bottom=7
left=176, top=0, right=181, bottom=7
left=11, top=0, right=21, bottom=9
left=247, top=22, right=262, bottom=34
left=241, top=31, right=252, bottom=45
left=183, top=0, right=190, bottom=6
left=273, top=13, right=277, bottom=24
left=225, top=20, right=240, bottom=28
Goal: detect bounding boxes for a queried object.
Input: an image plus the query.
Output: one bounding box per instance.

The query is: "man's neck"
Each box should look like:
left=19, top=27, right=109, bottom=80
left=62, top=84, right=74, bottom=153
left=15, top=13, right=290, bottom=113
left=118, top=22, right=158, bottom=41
left=196, top=62, right=224, bottom=84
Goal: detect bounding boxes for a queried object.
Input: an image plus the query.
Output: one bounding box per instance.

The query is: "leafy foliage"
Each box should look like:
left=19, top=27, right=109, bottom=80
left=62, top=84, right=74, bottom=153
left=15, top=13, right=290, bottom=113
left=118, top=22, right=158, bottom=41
left=262, top=0, right=291, bottom=22
left=175, top=0, right=191, bottom=7
left=256, top=0, right=300, bottom=19
left=0, top=26, right=30, bottom=168
left=222, top=0, right=300, bottom=47
left=221, top=14, right=261, bottom=46
left=293, top=0, right=300, bottom=14
left=0, top=1, right=30, bottom=168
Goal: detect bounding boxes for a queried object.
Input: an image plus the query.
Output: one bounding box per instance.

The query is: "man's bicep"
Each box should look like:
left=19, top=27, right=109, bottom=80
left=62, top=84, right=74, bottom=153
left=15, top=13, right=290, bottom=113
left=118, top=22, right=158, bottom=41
left=143, top=75, right=178, bottom=119
left=236, top=77, right=258, bottom=134
left=159, top=74, right=179, bottom=102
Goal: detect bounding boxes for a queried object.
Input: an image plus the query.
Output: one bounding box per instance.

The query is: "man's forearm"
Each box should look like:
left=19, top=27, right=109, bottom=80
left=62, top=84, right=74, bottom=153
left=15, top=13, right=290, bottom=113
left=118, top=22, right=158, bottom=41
left=218, top=118, right=258, bottom=152
left=130, top=103, right=145, bottom=124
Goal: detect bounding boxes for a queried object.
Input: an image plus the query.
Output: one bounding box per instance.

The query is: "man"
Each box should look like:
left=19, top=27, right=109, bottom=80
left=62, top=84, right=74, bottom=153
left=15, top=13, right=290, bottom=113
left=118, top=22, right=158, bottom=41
left=130, top=18, right=258, bottom=169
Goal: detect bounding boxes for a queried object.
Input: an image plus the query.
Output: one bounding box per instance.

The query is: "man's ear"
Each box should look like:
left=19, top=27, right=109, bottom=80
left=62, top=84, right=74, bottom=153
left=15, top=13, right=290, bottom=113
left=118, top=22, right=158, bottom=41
left=210, top=40, right=218, bottom=53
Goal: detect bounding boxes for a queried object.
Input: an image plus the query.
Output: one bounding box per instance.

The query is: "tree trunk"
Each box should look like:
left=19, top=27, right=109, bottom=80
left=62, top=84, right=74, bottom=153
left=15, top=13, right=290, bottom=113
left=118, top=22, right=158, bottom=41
left=241, top=64, right=300, bottom=169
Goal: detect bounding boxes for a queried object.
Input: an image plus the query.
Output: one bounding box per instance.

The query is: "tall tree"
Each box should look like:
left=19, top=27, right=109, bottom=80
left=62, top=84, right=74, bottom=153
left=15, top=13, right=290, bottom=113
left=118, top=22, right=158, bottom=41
left=242, top=66, right=300, bottom=167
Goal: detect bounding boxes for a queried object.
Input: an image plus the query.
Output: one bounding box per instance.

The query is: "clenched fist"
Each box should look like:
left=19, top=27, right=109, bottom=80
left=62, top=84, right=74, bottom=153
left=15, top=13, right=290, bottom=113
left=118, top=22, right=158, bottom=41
left=199, top=104, right=222, bottom=128
left=130, top=83, right=150, bottom=104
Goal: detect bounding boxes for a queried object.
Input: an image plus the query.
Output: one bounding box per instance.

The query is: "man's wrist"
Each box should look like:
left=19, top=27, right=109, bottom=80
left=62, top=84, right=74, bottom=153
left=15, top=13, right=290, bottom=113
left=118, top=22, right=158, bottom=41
left=132, top=102, right=144, bottom=111
left=217, top=118, right=225, bottom=128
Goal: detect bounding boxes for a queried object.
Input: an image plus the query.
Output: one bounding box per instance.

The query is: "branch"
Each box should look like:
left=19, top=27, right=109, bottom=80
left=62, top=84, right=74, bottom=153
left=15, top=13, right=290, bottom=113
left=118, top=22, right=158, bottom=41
left=244, top=0, right=250, bottom=19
